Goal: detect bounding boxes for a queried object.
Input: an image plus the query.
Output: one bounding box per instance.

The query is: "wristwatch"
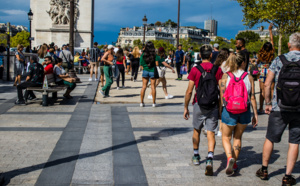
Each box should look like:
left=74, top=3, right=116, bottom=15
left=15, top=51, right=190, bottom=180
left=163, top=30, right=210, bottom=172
left=265, top=102, right=272, bottom=106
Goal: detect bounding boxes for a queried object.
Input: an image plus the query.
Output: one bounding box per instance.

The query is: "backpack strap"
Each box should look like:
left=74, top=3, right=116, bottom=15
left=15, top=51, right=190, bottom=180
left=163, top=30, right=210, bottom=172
left=279, top=55, right=289, bottom=66
left=196, top=65, right=205, bottom=74
left=240, top=72, right=248, bottom=80
left=227, top=72, right=235, bottom=79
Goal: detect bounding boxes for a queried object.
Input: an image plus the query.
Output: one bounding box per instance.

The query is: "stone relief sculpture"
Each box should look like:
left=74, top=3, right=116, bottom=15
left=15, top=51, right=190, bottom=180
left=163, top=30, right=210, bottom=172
left=47, top=0, right=79, bottom=25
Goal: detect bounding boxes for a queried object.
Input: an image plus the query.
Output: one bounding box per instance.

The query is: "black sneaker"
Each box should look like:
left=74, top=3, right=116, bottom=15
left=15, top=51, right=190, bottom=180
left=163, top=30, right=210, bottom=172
left=15, top=100, right=26, bottom=105
left=205, top=158, right=213, bottom=176
left=256, top=168, right=269, bottom=180
left=282, top=175, right=296, bottom=186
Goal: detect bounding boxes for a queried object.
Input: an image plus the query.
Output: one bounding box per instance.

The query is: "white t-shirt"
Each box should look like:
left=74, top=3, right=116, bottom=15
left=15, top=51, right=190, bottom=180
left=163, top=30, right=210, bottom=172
left=226, top=69, right=251, bottom=95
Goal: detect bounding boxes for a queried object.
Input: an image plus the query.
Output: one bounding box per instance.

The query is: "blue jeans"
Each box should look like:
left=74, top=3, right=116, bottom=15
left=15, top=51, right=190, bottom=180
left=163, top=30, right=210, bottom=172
left=142, top=70, right=155, bottom=79
left=222, top=108, right=251, bottom=126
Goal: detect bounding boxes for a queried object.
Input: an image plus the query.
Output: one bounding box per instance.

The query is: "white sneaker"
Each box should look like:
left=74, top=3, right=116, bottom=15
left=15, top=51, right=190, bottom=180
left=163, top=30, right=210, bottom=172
left=165, top=94, right=174, bottom=99
left=217, top=131, right=222, bottom=137
left=147, top=95, right=153, bottom=99
left=117, top=87, right=120, bottom=90
left=88, top=78, right=93, bottom=81
left=152, top=104, right=156, bottom=108
left=95, top=78, right=99, bottom=81
left=140, top=103, right=145, bottom=107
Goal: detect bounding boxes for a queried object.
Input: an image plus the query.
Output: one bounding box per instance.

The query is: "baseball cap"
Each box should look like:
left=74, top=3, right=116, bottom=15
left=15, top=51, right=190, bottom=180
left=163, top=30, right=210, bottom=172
left=62, top=44, right=66, bottom=47
left=107, top=45, right=114, bottom=50
left=213, top=43, right=219, bottom=48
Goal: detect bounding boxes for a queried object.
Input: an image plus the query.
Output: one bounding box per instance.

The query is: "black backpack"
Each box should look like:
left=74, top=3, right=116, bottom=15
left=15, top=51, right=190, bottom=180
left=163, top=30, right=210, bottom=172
left=277, top=55, right=300, bottom=109
left=196, top=65, right=219, bottom=110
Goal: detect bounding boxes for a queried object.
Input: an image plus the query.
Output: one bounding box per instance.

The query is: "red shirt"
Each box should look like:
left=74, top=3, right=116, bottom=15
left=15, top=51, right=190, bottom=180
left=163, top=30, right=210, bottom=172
left=116, top=56, right=125, bottom=65
left=44, top=63, right=54, bottom=75
left=187, top=62, right=223, bottom=105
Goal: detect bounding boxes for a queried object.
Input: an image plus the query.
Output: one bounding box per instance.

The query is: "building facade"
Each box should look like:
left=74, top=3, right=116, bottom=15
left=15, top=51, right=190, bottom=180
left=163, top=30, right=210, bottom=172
left=0, top=23, right=28, bottom=36
left=204, top=19, right=218, bottom=36
left=30, top=0, right=94, bottom=48
left=237, top=28, right=278, bottom=41
left=117, top=25, right=210, bottom=47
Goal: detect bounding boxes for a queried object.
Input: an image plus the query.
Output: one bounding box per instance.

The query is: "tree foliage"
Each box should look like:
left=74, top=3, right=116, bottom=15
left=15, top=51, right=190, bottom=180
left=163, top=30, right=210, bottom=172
left=133, top=39, right=143, bottom=49
left=235, top=0, right=300, bottom=54
left=210, top=37, right=235, bottom=50
left=164, top=19, right=177, bottom=28
left=236, top=31, right=260, bottom=43
left=155, top=21, right=162, bottom=26
left=0, top=34, right=7, bottom=47
left=11, top=31, right=30, bottom=47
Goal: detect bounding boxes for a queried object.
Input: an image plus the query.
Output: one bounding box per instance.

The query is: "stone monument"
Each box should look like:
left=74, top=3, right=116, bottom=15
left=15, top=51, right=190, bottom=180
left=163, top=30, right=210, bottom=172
left=30, top=0, right=94, bottom=48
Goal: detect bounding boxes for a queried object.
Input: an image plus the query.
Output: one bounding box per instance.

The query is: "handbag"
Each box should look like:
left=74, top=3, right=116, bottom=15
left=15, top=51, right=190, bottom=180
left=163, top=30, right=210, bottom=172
left=154, top=66, right=159, bottom=79
left=156, top=66, right=166, bottom=78
left=180, top=65, right=188, bottom=75
left=61, top=51, right=73, bottom=69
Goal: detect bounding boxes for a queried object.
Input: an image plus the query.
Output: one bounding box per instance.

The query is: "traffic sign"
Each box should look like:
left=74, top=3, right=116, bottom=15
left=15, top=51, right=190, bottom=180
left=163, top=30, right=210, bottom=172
left=29, top=37, right=35, bottom=41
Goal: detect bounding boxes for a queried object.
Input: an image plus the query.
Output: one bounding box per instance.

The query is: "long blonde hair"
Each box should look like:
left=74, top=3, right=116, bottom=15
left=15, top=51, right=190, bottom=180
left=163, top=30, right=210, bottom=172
left=132, top=47, right=140, bottom=58
left=225, top=52, right=246, bottom=73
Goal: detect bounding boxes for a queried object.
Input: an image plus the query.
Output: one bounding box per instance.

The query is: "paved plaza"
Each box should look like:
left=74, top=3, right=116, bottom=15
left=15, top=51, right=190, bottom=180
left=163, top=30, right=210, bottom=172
left=0, top=72, right=299, bottom=186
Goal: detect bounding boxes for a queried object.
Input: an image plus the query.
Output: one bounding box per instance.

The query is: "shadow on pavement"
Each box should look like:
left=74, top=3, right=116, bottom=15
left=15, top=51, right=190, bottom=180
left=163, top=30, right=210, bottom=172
left=0, top=127, right=190, bottom=185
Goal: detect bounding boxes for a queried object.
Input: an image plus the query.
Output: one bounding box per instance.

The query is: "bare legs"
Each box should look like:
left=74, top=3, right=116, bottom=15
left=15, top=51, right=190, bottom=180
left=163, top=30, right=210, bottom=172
left=262, top=139, right=299, bottom=175
left=149, top=77, right=169, bottom=97
left=140, top=77, right=156, bottom=104
left=222, top=123, right=247, bottom=160
left=192, top=128, right=215, bottom=153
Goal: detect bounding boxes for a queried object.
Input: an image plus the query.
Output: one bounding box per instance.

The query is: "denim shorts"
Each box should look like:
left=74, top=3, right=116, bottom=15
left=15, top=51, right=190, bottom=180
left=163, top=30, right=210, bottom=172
left=142, top=70, right=155, bottom=79
left=222, top=107, right=251, bottom=126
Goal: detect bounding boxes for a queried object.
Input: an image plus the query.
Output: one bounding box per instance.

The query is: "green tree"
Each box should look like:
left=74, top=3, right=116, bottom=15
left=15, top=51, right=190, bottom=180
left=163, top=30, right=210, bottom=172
left=210, top=37, right=233, bottom=50
left=0, top=33, right=7, bottom=47
left=234, top=0, right=300, bottom=54
left=155, top=21, right=162, bottom=26
left=164, top=19, right=177, bottom=28
left=245, top=40, right=264, bottom=54
left=11, top=31, right=30, bottom=47
left=235, top=31, right=260, bottom=43
left=133, top=39, right=143, bottom=49
left=151, top=40, right=176, bottom=52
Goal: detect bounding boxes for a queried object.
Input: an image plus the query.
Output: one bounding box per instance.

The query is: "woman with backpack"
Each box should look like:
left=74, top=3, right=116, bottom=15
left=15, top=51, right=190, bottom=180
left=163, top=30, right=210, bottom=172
left=219, top=52, right=258, bottom=176
left=257, top=24, right=275, bottom=114
left=140, top=41, right=158, bottom=107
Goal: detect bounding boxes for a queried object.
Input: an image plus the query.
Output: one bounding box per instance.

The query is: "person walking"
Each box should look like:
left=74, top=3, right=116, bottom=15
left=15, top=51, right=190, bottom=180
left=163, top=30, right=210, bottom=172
left=211, top=43, right=220, bottom=64
left=236, top=38, right=250, bottom=72
left=131, top=46, right=140, bottom=82
left=219, top=52, right=258, bottom=176
left=148, top=47, right=175, bottom=100
left=88, top=42, right=101, bottom=81
left=99, top=45, right=114, bottom=98
left=14, top=44, right=25, bottom=86
left=140, top=41, right=158, bottom=107
left=175, top=44, right=184, bottom=80
left=256, top=32, right=300, bottom=186
left=184, top=45, right=223, bottom=176
left=116, top=48, right=126, bottom=89
left=257, top=24, right=275, bottom=114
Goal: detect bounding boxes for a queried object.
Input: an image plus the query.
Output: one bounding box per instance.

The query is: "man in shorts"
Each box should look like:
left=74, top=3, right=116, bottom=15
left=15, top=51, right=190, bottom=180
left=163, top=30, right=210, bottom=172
left=256, top=32, right=300, bottom=185
left=88, top=42, right=101, bottom=81
left=184, top=45, right=223, bottom=176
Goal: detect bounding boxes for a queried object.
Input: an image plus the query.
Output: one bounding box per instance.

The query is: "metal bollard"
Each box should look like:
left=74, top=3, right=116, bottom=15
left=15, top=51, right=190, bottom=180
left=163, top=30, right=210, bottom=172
left=42, top=91, right=48, bottom=106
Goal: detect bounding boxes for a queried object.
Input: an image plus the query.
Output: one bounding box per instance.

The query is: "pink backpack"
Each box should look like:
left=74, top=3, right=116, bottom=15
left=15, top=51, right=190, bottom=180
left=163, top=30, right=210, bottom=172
left=223, top=72, right=249, bottom=114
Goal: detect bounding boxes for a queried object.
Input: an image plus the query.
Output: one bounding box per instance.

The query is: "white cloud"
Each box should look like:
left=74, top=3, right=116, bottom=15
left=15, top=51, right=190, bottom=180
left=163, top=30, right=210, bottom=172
left=184, top=15, right=208, bottom=23
left=0, top=9, right=27, bottom=15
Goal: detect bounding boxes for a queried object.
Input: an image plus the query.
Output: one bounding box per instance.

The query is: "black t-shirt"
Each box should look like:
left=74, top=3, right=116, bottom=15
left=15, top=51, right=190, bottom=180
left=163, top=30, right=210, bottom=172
left=241, top=49, right=250, bottom=72
left=211, top=51, right=219, bottom=64
left=28, top=62, right=44, bottom=84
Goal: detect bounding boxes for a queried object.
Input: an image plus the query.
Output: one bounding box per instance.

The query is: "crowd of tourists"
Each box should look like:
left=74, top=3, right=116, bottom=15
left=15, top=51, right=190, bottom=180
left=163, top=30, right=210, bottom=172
left=14, top=42, right=78, bottom=105
left=9, top=24, right=300, bottom=185
left=183, top=30, right=300, bottom=186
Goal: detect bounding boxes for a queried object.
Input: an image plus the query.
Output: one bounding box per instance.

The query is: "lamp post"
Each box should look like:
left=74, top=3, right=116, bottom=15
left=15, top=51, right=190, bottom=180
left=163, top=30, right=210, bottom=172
left=142, top=15, right=148, bottom=44
left=27, top=9, right=33, bottom=51
left=177, top=0, right=180, bottom=48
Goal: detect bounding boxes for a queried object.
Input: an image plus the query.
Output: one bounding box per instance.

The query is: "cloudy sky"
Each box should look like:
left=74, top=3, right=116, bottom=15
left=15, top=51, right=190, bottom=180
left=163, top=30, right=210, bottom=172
left=0, top=0, right=260, bottom=45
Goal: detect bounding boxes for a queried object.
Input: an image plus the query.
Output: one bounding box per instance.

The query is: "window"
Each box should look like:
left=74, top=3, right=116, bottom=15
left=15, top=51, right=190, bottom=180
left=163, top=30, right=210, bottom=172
left=125, top=40, right=127, bottom=43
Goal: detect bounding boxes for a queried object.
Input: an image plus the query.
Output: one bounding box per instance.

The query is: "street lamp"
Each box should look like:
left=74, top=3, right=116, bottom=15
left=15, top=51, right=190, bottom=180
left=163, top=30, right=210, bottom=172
left=27, top=9, right=33, bottom=51
left=142, top=15, right=148, bottom=44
